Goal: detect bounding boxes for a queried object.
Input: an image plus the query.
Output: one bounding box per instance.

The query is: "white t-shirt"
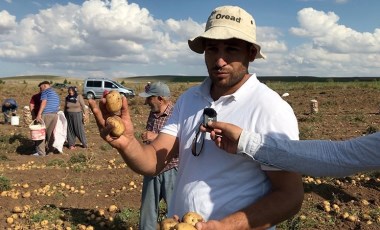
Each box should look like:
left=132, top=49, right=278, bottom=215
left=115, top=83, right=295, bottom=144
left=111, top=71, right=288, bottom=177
left=161, top=74, right=299, bottom=221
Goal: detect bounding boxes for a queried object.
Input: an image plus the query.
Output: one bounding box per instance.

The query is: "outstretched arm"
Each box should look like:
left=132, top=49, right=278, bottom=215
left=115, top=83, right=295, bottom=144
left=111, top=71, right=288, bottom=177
left=88, top=96, right=178, bottom=176
left=204, top=121, right=380, bottom=177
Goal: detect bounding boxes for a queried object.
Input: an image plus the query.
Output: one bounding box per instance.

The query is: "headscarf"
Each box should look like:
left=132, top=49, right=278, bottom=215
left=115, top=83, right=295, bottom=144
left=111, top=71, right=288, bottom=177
left=66, top=86, right=78, bottom=103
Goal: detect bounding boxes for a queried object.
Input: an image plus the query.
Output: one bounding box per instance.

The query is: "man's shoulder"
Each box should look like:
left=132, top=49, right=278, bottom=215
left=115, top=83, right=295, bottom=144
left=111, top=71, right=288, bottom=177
left=32, top=93, right=41, bottom=99
left=45, top=88, right=59, bottom=97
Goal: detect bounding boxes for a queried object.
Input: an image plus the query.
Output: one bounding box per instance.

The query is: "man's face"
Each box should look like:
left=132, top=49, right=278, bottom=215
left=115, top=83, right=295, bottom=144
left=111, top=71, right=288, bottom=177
left=204, top=38, right=254, bottom=89
left=39, top=84, right=47, bottom=91
left=144, top=96, right=161, bottom=113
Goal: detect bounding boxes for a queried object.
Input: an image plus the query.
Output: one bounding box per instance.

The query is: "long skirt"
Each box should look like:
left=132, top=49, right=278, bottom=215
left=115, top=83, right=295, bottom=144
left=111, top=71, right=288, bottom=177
left=65, top=111, right=87, bottom=148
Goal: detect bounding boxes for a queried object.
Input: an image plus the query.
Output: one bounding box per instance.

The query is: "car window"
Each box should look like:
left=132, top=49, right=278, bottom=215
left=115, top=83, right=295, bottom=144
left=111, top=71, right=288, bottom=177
left=93, top=81, right=102, bottom=87
left=87, top=80, right=102, bottom=87
left=104, top=81, right=117, bottom=89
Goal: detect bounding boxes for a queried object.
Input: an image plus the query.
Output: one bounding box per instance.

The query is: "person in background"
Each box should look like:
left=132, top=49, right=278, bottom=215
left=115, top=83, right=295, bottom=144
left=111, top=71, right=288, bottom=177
left=35, top=81, right=60, bottom=156
left=138, top=82, right=178, bottom=230
left=1, top=98, right=18, bottom=124
left=89, top=5, right=303, bottom=229
left=30, top=89, right=42, bottom=120
left=145, top=81, right=151, bottom=92
left=64, top=86, right=88, bottom=150
left=29, top=88, right=42, bottom=155
left=203, top=120, right=380, bottom=177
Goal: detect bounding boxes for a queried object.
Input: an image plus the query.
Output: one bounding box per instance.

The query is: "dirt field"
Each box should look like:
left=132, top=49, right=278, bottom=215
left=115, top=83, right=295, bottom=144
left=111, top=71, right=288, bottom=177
left=0, top=78, right=379, bottom=229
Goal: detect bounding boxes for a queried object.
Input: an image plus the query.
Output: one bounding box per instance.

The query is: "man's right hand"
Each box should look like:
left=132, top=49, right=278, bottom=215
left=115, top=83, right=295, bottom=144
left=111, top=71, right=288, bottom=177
left=36, top=114, right=43, bottom=123
left=88, top=96, right=135, bottom=150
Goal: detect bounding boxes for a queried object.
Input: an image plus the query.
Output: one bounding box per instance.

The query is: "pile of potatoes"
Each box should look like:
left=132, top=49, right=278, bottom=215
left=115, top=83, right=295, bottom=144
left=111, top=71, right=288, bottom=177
left=104, top=90, right=125, bottom=137
left=160, top=211, right=204, bottom=230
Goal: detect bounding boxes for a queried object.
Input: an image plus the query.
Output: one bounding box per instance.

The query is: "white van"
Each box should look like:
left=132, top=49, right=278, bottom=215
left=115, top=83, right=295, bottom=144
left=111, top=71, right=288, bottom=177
left=83, top=77, right=135, bottom=99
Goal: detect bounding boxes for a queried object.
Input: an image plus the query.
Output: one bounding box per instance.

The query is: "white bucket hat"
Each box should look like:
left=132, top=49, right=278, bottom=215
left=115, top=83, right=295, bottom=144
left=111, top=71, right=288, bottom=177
left=188, top=5, right=265, bottom=59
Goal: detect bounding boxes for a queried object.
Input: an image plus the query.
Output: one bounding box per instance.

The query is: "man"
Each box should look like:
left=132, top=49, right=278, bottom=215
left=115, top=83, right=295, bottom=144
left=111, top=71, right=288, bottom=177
left=2, top=98, right=18, bottom=124
left=35, top=81, right=60, bottom=156
left=203, top=120, right=380, bottom=177
left=30, top=89, right=42, bottom=120
left=29, top=88, right=42, bottom=155
left=138, top=82, right=178, bottom=230
left=89, top=5, right=303, bottom=229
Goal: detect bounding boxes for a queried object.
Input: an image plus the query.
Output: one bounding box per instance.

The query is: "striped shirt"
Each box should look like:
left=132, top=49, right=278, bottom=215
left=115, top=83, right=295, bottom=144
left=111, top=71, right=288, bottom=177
left=146, top=102, right=179, bottom=172
left=41, top=88, right=60, bottom=114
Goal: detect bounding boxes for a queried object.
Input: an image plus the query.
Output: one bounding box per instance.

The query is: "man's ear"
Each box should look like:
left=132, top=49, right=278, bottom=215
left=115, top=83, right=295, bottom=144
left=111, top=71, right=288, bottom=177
left=249, top=45, right=257, bottom=62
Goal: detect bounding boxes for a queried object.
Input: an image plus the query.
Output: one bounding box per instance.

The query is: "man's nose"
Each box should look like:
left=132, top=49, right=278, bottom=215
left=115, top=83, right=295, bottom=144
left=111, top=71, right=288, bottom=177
left=216, top=57, right=227, bottom=68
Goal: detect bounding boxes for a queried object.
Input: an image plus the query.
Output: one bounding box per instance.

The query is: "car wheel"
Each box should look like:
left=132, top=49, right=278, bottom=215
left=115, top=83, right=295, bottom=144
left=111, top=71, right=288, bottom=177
left=86, top=92, right=95, bottom=99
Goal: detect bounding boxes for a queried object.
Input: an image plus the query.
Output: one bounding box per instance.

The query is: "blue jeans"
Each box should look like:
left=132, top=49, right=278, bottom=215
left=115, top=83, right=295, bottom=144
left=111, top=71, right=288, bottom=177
left=139, top=167, right=178, bottom=230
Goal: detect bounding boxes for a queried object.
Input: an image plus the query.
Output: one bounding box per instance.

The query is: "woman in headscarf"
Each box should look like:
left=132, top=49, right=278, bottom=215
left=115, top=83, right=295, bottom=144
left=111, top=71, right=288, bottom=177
left=64, top=86, right=88, bottom=150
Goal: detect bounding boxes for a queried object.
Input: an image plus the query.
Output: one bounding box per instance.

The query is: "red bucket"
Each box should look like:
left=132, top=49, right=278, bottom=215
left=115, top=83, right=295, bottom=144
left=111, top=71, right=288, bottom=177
left=29, top=120, right=46, bottom=141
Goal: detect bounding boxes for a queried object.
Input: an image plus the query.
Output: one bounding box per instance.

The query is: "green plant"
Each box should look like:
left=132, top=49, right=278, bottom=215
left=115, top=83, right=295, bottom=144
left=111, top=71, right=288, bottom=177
left=0, top=134, right=9, bottom=142
left=0, top=175, right=11, bottom=191
left=299, top=126, right=315, bottom=140
left=0, top=154, right=8, bottom=161
left=278, top=215, right=302, bottom=230
left=365, top=125, right=378, bottom=134
left=71, top=164, right=86, bottom=172
left=114, top=208, right=140, bottom=228
left=46, top=159, right=67, bottom=167
left=158, top=200, right=168, bottom=222
left=29, top=205, right=65, bottom=223
left=100, top=144, right=113, bottom=151
left=68, top=153, right=87, bottom=165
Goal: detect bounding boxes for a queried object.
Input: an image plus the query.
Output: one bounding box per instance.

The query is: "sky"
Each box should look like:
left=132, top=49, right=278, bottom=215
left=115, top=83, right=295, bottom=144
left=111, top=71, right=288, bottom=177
left=0, top=0, right=379, bottom=79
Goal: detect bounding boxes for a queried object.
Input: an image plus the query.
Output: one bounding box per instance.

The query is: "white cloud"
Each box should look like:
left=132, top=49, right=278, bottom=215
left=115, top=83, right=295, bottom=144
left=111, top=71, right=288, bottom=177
left=280, top=7, right=380, bottom=77
left=290, top=8, right=380, bottom=53
left=0, top=0, right=201, bottom=77
left=257, top=27, right=288, bottom=53
left=0, top=2, right=379, bottom=78
left=0, top=10, right=17, bottom=33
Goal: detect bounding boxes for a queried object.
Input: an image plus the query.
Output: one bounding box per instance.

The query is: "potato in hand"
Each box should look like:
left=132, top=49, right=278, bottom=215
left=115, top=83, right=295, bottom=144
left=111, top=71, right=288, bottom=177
left=106, top=116, right=125, bottom=137
left=173, top=222, right=196, bottom=230
left=182, top=211, right=204, bottom=226
left=160, top=217, right=179, bottom=230
left=160, top=211, right=203, bottom=230
left=105, top=90, right=122, bottom=114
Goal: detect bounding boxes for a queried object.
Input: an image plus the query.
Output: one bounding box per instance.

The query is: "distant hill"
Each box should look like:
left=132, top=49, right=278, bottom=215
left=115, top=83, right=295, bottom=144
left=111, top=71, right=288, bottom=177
left=1, top=75, right=379, bottom=83
left=122, top=75, right=380, bottom=83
